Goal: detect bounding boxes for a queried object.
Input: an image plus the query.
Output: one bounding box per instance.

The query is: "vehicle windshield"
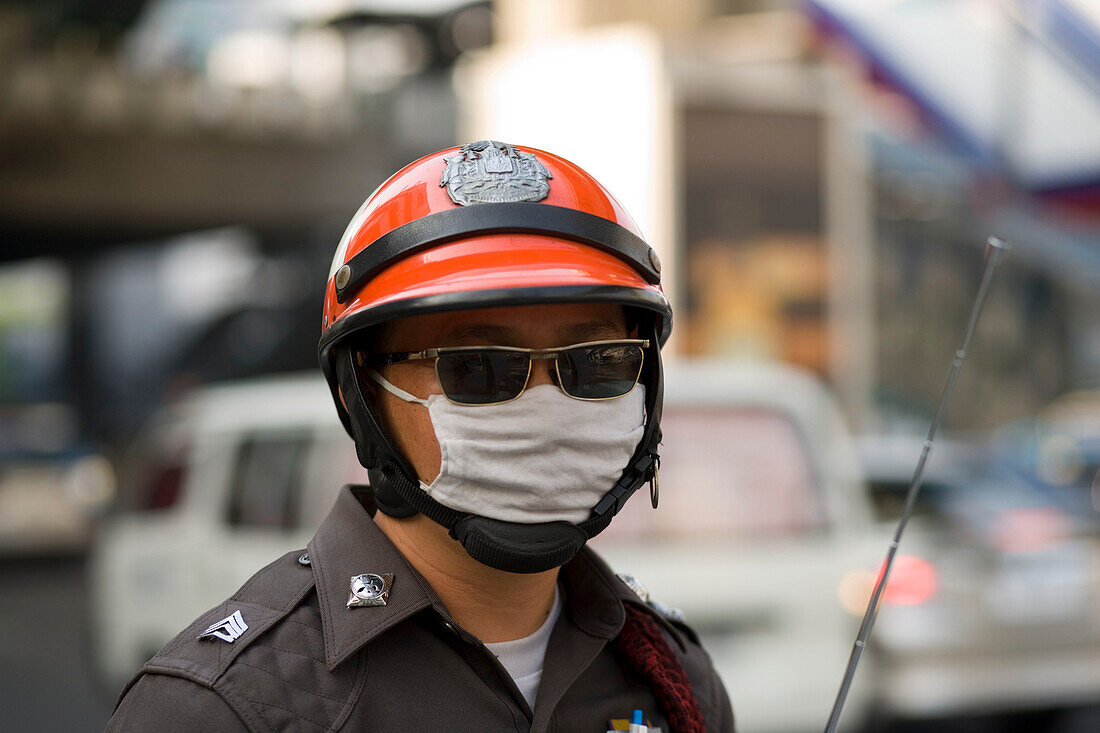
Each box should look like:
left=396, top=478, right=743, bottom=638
left=598, top=406, right=827, bottom=542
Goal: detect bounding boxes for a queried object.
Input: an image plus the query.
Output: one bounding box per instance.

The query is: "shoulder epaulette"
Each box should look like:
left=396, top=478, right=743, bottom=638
left=614, top=572, right=701, bottom=647
left=117, top=550, right=315, bottom=698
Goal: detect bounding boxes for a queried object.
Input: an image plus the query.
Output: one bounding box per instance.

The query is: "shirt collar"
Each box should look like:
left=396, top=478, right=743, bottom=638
left=308, top=485, right=637, bottom=669
left=308, top=485, right=441, bottom=671
left=559, top=547, right=628, bottom=639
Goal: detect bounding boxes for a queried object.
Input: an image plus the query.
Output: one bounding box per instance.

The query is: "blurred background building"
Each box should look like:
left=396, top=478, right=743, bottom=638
left=1, top=0, right=1099, bottom=731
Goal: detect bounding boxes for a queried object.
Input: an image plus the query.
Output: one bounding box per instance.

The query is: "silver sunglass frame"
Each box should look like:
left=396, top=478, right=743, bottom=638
left=369, top=339, right=650, bottom=406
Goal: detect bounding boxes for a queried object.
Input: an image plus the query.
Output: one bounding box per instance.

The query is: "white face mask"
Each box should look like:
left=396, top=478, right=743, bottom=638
left=368, top=371, right=646, bottom=525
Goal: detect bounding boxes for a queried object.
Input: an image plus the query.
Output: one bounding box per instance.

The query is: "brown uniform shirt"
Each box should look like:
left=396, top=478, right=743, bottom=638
left=107, top=486, right=735, bottom=732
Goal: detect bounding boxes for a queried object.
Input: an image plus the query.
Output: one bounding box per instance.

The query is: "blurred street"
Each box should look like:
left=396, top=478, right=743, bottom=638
left=0, top=555, right=114, bottom=732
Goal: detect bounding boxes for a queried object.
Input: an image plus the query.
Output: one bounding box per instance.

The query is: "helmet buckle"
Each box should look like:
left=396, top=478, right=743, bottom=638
left=649, top=457, right=660, bottom=509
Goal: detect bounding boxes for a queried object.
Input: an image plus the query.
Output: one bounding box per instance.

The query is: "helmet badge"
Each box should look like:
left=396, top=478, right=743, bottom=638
left=440, top=140, right=552, bottom=206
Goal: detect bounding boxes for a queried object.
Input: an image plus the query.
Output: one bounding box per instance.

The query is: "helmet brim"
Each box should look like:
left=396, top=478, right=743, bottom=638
left=320, top=281, right=670, bottom=368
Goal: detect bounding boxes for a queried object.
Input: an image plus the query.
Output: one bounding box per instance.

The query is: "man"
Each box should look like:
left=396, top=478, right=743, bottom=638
left=108, top=141, right=735, bottom=732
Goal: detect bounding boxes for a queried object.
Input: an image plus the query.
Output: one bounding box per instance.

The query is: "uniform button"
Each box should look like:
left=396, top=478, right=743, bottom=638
left=298, top=552, right=311, bottom=566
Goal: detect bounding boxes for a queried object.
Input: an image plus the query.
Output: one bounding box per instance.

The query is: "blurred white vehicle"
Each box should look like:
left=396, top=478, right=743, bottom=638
left=859, top=432, right=1100, bottom=721
left=91, top=361, right=882, bottom=732
left=89, top=373, right=364, bottom=690
left=593, top=360, right=880, bottom=733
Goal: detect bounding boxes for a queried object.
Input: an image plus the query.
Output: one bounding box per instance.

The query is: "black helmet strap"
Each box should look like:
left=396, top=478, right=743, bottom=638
left=334, top=203, right=662, bottom=305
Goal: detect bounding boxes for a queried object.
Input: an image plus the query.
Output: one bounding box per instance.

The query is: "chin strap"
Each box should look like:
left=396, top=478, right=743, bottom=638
left=590, top=321, right=664, bottom=519
left=335, top=323, right=664, bottom=574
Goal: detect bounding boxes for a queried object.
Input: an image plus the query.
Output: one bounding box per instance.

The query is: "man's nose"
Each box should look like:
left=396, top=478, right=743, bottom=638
left=527, top=357, right=556, bottom=388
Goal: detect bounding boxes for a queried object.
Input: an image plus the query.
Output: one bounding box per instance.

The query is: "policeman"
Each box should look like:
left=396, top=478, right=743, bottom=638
left=107, top=141, right=735, bottom=732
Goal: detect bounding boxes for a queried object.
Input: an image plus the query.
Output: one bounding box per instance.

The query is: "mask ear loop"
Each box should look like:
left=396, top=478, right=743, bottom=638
left=364, top=368, right=431, bottom=407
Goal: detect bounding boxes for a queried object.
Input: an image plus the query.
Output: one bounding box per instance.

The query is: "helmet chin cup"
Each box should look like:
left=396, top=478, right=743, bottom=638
left=451, top=516, right=588, bottom=574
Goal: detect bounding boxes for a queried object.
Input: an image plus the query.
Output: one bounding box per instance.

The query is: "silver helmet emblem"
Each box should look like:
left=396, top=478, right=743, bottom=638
left=440, top=140, right=552, bottom=206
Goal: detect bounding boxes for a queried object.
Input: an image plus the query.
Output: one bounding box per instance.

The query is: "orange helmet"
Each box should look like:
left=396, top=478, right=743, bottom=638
left=318, top=140, right=671, bottom=572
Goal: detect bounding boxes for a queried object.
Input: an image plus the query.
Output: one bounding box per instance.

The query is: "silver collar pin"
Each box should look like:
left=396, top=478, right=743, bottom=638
left=347, top=573, right=393, bottom=609
left=198, top=610, right=248, bottom=643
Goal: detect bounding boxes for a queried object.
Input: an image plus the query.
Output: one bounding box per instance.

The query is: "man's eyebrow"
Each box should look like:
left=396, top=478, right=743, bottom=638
left=560, top=320, right=626, bottom=341
left=439, top=324, right=516, bottom=344
left=437, top=320, right=626, bottom=346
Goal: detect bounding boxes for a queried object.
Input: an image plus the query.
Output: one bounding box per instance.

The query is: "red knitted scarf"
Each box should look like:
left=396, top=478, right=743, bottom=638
left=613, top=604, right=706, bottom=733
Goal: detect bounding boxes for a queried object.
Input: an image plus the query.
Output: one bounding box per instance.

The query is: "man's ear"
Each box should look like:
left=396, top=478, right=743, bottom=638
left=349, top=352, right=383, bottom=410
left=624, top=306, right=640, bottom=338
left=335, top=347, right=378, bottom=411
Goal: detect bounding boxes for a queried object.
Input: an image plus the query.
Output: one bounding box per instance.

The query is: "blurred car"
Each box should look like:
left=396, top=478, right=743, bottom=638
left=0, top=450, right=115, bottom=555
left=593, top=359, right=880, bottom=733
left=857, top=432, right=1100, bottom=722
left=857, top=431, right=984, bottom=529
left=0, top=404, right=115, bottom=555
left=91, top=361, right=882, bottom=731
left=88, top=373, right=365, bottom=691
left=993, top=390, right=1100, bottom=525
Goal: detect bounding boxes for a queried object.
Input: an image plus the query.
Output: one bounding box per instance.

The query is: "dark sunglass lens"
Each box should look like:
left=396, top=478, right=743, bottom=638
left=557, top=344, right=643, bottom=399
left=436, top=350, right=529, bottom=404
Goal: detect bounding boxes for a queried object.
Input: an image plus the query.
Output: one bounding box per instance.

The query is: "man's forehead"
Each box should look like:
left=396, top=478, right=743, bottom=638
left=387, top=303, right=627, bottom=347
left=441, top=320, right=623, bottom=343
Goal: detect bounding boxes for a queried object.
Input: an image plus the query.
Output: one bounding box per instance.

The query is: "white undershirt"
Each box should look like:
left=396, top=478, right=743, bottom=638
left=484, top=584, right=563, bottom=710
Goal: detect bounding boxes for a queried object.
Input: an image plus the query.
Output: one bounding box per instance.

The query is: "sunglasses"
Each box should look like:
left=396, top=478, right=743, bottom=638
left=363, top=339, right=649, bottom=406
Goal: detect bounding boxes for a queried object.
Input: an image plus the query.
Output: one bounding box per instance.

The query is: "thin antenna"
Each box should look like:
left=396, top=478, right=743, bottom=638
left=823, top=236, right=1010, bottom=733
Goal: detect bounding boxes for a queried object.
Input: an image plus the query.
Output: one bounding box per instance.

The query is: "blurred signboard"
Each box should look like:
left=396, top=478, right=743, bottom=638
left=807, top=0, right=1100, bottom=200
left=455, top=24, right=677, bottom=345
